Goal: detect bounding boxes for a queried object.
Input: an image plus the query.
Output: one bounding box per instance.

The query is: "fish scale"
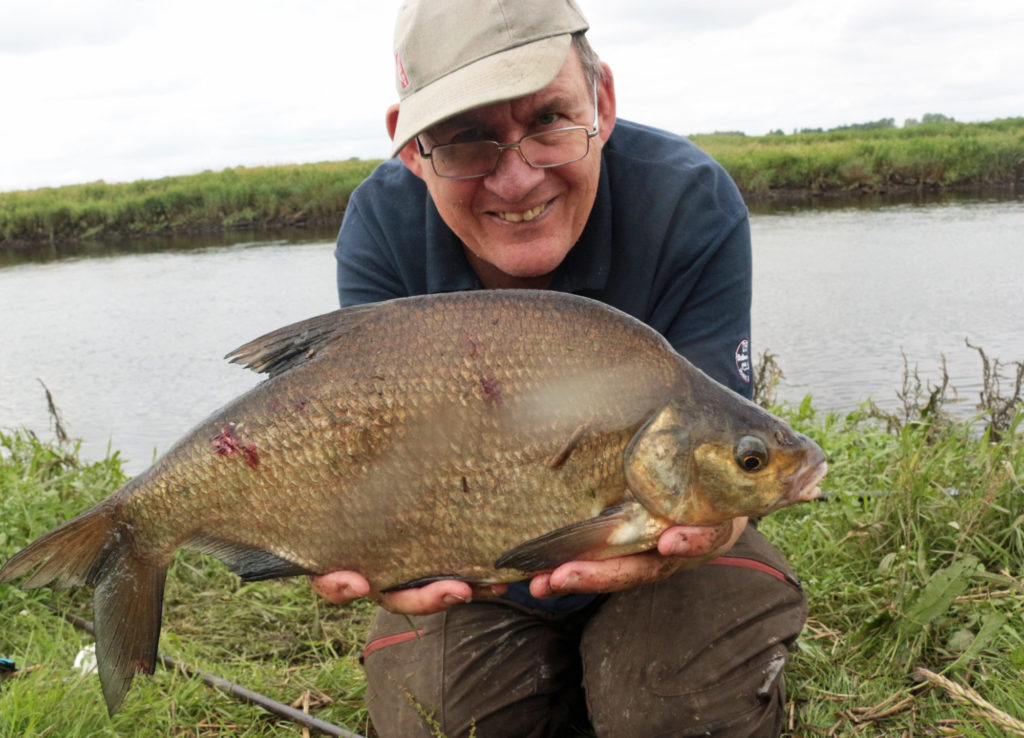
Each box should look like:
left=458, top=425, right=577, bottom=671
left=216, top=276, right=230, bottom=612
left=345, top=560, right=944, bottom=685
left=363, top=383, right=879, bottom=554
left=0, top=289, right=826, bottom=717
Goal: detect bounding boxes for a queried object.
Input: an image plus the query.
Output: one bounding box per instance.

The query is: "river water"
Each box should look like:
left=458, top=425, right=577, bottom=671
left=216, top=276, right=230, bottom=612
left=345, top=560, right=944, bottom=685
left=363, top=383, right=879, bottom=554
left=1, top=193, right=1022, bottom=475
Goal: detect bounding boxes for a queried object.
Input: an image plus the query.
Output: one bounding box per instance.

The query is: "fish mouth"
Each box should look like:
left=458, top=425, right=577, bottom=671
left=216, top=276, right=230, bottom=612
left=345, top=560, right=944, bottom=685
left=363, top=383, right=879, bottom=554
left=792, top=460, right=828, bottom=502
left=779, top=439, right=829, bottom=504
left=763, top=457, right=828, bottom=515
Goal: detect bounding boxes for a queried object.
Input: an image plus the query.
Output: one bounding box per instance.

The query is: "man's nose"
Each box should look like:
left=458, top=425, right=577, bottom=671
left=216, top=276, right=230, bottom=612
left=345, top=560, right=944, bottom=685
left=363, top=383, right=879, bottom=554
left=484, top=145, right=546, bottom=198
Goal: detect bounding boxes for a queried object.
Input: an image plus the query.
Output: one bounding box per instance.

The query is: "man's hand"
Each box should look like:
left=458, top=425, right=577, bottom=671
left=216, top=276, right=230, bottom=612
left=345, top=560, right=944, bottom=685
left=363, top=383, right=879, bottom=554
left=308, top=571, right=508, bottom=615
left=528, top=517, right=747, bottom=598
left=309, top=517, right=746, bottom=613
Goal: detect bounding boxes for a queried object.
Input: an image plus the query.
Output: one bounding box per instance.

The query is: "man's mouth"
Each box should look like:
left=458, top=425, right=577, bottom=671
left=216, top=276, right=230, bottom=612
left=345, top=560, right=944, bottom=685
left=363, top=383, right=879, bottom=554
left=495, top=202, right=548, bottom=223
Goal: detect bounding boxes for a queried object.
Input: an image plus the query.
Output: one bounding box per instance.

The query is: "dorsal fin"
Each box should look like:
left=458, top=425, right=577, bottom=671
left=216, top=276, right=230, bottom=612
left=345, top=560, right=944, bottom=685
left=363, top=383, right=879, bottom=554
left=224, top=303, right=380, bottom=377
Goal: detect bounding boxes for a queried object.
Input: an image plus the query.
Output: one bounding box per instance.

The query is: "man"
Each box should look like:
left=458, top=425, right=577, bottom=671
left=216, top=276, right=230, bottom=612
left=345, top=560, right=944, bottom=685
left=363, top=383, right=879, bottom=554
left=315, top=1, right=808, bottom=736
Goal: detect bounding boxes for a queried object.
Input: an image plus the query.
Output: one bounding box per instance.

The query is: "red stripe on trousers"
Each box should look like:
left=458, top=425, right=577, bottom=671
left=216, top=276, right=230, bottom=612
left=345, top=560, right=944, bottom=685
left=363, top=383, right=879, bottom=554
left=706, top=556, right=791, bottom=583
left=362, top=628, right=425, bottom=662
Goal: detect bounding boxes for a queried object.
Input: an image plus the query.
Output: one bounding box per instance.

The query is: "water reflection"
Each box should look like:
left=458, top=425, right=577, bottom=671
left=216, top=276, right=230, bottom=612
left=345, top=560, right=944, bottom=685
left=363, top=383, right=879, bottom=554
left=0, top=224, right=341, bottom=269
left=745, top=185, right=1022, bottom=216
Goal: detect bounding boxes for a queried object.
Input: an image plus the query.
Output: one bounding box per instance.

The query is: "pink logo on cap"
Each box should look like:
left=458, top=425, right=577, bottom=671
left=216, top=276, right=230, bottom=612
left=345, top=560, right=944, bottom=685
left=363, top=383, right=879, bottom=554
left=395, top=53, right=409, bottom=89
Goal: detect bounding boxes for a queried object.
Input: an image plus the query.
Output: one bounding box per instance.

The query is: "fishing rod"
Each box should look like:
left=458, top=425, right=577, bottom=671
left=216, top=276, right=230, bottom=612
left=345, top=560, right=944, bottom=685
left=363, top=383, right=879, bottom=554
left=46, top=604, right=366, bottom=738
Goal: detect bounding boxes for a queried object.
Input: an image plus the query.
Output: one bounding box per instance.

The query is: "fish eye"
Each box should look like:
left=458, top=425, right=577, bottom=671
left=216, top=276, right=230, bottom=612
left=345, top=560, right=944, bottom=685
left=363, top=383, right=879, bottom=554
left=734, top=435, right=768, bottom=473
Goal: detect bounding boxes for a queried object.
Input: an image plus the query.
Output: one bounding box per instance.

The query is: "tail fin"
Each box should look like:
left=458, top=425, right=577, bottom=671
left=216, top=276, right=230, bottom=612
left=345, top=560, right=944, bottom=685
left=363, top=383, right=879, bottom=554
left=0, top=505, right=119, bottom=589
left=0, top=503, right=168, bottom=715
left=93, top=544, right=167, bottom=714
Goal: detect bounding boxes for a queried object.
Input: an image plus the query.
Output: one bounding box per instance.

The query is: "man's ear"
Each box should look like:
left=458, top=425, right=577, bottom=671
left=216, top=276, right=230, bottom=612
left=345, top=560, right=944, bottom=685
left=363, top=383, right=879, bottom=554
left=596, top=62, right=617, bottom=145
left=386, top=103, right=426, bottom=179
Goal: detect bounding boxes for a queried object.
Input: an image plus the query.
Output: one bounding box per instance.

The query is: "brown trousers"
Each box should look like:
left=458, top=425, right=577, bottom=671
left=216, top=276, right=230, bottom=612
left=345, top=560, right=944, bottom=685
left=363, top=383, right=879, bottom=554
left=361, top=524, right=807, bottom=737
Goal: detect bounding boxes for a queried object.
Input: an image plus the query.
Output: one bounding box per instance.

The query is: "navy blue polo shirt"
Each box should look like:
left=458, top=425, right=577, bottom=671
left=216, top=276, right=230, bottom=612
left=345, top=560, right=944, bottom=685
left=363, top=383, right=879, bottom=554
left=334, top=118, right=753, bottom=611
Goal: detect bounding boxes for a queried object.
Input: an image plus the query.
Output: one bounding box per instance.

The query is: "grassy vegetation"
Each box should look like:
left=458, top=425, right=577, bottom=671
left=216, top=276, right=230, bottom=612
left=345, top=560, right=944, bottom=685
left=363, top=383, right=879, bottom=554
left=0, top=433, right=375, bottom=737
left=761, top=405, right=1024, bottom=735
left=691, top=117, right=1024, bottom=197
left=0, top=160, right=380, bottom=248
left=1, top=352, right=1022, bottom=737
left=2, top=118, right=1022, bottom=248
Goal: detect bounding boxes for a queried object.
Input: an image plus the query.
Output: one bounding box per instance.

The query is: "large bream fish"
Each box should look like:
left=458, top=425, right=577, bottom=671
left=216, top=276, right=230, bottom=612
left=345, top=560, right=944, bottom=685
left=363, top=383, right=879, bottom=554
left=1, top=290, right=827, bottom=714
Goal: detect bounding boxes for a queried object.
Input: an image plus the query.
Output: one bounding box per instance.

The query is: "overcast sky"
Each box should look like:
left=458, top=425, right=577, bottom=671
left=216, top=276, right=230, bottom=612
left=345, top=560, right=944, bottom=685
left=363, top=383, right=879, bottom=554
left=2, top=0, right=1022, bottom=192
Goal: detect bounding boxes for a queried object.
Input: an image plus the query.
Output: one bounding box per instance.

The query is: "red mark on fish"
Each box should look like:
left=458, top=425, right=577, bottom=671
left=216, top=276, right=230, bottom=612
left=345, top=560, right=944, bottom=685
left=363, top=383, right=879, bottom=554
left=242, top=444, right=259, bottom=469
left=212, top=424, right=260, bottom=469
left=269, top=397, right=307, bottom=414
left=133, top=658, right=154, bottom=675
left=460, top=333, right=481, bottom=358
left=480, top=374, right=503, bottom=407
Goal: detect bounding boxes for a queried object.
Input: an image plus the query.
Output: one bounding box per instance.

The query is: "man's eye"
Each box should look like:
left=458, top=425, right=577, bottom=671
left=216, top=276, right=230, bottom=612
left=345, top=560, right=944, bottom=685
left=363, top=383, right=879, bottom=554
left=536, top=113, right=561, bottom=127
left=450, top=128, right=490, bottom=144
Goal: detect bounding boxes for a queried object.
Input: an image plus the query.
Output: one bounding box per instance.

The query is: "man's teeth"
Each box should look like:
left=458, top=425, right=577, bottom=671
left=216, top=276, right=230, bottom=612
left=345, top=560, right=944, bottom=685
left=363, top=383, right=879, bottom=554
left=497, top=203, right=546, bottom=222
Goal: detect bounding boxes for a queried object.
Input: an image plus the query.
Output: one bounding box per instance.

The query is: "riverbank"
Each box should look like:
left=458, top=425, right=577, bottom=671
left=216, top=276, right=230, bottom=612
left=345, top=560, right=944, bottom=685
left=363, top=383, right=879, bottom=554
left=0, top=159, right=380, bottom=251
left=699, top=116, right=1024, bottom=197
left=2, top=117, right=1022, bottom=250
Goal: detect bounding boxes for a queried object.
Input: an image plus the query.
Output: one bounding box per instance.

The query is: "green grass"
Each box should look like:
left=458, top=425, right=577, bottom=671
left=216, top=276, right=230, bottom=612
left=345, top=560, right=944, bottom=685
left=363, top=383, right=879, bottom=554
left=690, top=117, right=1024, bottom=196
left=0, top=160, right=381, bottom=247
left=0, top=431, right=374, bottom=737
left=1, top=355, right=1022, bottom=736
left=762, top=400, right=1024, bottom=736
left=2, top=118, right=1022, bottom=248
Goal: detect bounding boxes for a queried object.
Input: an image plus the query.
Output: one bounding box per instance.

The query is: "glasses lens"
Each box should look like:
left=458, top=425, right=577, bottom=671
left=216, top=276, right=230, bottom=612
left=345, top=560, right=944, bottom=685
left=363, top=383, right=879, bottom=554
left=427, top=127, right=591, bottom=178
left=432, top=141, right=499, bottom=178
left=521, top=128, right=589, bottom=168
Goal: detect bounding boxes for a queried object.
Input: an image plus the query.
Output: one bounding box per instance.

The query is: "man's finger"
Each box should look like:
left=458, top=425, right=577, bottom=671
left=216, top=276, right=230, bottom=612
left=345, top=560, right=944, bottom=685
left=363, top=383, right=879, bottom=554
left=534, top=552, right=674, bottom=597
left=309, top=571, right=371, bottom=605
left=657, top=521, right=734, bottom=557
left=378, top=580, right=476, bottom=615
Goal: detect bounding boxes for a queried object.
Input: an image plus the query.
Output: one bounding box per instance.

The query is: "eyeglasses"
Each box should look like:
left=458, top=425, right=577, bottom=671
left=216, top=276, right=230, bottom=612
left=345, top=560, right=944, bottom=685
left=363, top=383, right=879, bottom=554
left=416, top=81, right=600, bottom=179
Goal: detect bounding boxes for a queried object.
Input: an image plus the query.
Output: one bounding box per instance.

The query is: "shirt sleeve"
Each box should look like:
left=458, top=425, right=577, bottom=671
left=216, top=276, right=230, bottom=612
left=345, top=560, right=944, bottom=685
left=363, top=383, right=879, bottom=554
left=597, top=123, right=753, bottom=400
left=620, top=148, right=753, bottom=400
left=660, top=212, right=753, bottom=399
left=334, top=191, right=409, bottom=308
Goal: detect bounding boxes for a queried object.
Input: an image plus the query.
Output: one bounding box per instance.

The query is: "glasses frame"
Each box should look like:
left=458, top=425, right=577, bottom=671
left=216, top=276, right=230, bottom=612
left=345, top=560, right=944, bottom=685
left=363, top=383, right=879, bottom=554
left=416, top=80, right=600, bottom=180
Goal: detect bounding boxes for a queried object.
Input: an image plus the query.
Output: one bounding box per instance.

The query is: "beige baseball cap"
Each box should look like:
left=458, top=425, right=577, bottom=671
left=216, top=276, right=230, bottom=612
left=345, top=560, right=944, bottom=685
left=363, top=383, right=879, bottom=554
left=389, top=0, right=590, bottom=157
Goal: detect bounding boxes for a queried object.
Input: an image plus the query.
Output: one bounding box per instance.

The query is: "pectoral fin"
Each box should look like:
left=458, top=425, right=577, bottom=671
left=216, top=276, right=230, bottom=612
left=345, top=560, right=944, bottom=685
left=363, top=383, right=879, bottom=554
left=494, top=501, right=668, bottom=573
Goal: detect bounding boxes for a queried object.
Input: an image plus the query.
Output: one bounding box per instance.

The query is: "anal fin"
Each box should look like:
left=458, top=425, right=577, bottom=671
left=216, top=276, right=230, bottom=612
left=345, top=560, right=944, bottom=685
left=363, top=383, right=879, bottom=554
left=495, top=501, right=667, bottom=573
left=186, top=537, right=315, bottom=582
